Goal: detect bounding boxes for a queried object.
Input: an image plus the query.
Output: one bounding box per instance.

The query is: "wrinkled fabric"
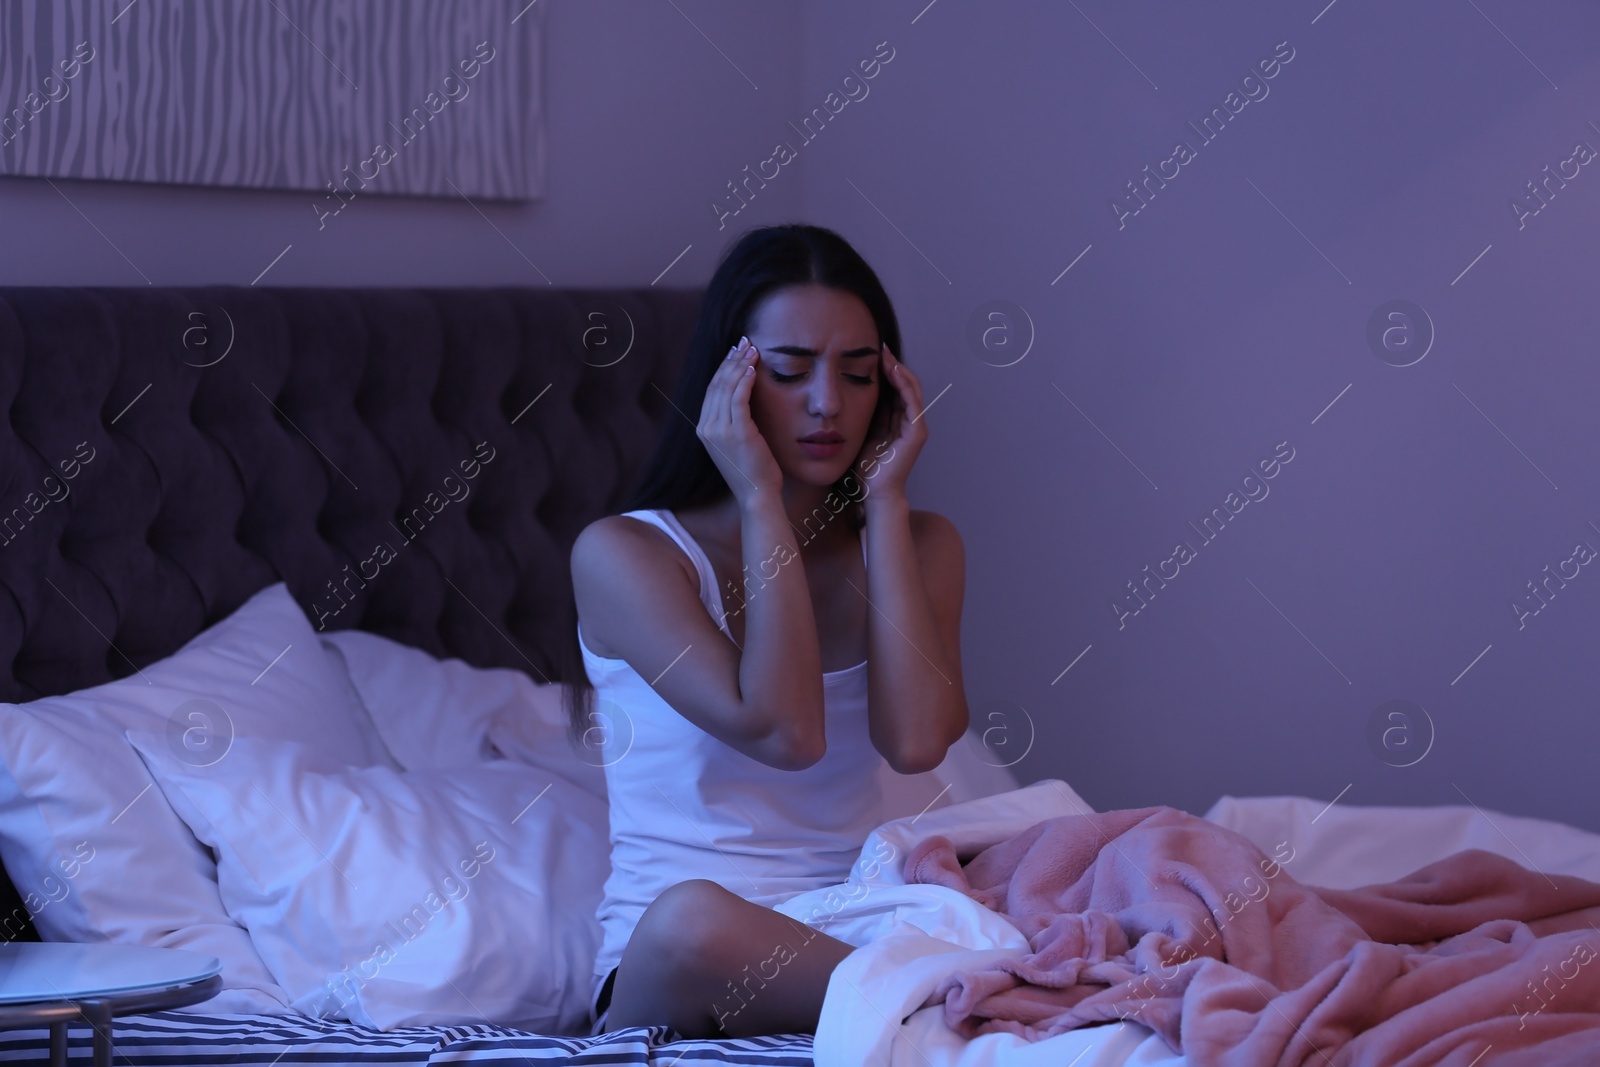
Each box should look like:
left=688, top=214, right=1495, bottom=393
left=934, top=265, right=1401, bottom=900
left=906, top=805, right=1600, bottom=1066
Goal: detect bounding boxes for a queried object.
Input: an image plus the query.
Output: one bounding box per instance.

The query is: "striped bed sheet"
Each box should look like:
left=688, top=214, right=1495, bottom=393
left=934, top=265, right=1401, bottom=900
left=0, top=1013, right=815, bottom=1065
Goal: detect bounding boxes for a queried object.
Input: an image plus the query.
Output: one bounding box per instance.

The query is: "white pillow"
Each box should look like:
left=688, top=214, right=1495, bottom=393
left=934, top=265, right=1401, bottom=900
left=127, top=730, right=610, bottom=1034
left=325, top=628, right=606, bottom=800
left=0, top=582, right=395, bottom=1014
left=1203, top=794, right=1600, bottom=889
left=319, top=630, right=507, bottom=769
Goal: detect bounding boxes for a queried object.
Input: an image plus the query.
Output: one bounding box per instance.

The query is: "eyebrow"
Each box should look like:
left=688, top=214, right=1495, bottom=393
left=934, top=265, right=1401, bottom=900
left=764, top=344, right=880, bottom=359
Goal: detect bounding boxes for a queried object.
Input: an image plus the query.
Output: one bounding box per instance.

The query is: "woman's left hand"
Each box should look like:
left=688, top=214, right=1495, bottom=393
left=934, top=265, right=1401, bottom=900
left=852, top=344, right=928, bottom=504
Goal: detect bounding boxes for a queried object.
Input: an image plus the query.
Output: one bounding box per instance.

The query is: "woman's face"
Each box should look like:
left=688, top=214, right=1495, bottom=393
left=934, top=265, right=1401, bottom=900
left=743, top=284, right=883, bottom=488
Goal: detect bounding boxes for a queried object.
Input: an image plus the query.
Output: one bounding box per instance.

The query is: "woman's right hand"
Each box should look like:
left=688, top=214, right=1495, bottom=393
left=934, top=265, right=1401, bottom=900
left=697, top=336, right=784, bottom=505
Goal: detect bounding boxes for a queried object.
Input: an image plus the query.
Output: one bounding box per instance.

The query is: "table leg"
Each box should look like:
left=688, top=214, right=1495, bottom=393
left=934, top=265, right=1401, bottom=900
left=79, top=999, right=112, bottom=1067
left=48, top=1021, right=66, bottom=1067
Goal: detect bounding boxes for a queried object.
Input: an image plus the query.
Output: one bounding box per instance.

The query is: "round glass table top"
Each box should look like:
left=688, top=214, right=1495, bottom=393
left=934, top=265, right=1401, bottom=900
left=0, top=945, right=222, bottom=1004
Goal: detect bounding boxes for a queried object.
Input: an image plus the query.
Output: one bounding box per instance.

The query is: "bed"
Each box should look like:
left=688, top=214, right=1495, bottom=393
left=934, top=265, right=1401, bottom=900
left=0, top=282, right=1017, bottom=1065
left=2, top=285, right=1598, bottom=1067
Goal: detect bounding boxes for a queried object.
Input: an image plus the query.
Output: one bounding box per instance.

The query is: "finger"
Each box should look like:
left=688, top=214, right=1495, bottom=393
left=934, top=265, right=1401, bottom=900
left=900, top=387, right=924, bottom=433
left=891, top=362, right=925, bottom=415
left=889, top=375, right=915, bottom=428
left=883, top=375, right=910, bottom=422
left=705, top=338, right=748, bottom=428
left=726, top=347, right=761, bottom=435
left=900, top=374, right=924, bottom=418
left=868, top=393, right=891, bottom=437
left=881, top=347, right=903, bottom=390
left=730, top=347, right=758, bottom=422
left=884, top=348, right=919, bottom=395
left=700, top=374, right=727, bottom=440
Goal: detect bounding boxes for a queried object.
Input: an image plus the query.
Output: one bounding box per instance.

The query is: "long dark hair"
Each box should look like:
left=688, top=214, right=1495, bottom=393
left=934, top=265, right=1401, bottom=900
left=559, top=222, right=904, bottom=748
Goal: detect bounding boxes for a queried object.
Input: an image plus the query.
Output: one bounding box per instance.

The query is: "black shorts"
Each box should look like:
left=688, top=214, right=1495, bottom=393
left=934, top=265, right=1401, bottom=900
left=592, top=966, right=619, bottom=1033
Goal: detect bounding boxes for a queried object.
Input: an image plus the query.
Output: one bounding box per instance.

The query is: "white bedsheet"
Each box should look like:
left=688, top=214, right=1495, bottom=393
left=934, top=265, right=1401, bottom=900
left=777, top=781, right=1600, bottom=1067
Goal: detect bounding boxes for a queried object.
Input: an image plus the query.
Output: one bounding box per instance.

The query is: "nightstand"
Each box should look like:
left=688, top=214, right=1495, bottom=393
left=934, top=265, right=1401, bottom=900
left=0, top=943, right=222, bottom=1067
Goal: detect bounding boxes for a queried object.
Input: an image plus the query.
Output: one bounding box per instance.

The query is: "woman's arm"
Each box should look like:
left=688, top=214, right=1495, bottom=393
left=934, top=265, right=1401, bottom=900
left=855, top=344, right=969, bottom=774
left=862, top=496, right=969, bottom=774
left=735, top=488, right=828, bottom=766
left=696, top=337, right=832, bottom=768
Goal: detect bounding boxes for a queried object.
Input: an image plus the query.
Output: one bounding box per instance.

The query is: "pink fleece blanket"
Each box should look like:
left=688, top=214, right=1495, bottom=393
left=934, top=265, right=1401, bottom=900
left=905, top=805, right=1600, bottom=1066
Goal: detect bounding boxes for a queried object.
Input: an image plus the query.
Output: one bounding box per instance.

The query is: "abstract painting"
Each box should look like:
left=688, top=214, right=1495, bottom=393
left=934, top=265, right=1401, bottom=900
left=0, top=0, right=544, bottom=201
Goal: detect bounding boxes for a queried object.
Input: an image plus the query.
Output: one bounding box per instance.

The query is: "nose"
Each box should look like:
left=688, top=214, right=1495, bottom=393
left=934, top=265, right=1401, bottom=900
left=807, top=363, right=841, bottom=418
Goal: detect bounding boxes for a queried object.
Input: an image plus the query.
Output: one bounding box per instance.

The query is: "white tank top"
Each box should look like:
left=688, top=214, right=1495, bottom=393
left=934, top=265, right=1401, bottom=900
left=581, top=507, right=886, bottom=988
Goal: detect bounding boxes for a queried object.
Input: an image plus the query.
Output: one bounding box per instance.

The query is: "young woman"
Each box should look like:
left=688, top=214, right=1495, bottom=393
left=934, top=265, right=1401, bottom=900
left=562, top=224, right=969, bottom=1040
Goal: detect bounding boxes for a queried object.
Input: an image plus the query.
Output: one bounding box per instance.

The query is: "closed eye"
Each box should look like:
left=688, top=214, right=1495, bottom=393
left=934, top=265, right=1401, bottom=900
left=770, top=371, right=876, bottom=385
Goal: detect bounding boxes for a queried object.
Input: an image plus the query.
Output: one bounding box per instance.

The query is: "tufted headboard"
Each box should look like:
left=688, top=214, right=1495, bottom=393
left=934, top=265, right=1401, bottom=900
left=0, top=284, right=702, bottom=938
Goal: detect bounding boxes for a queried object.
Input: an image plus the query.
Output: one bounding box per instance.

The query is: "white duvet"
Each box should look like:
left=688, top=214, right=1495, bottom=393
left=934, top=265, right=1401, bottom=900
left=770, top=781, right=1600, bottom=1067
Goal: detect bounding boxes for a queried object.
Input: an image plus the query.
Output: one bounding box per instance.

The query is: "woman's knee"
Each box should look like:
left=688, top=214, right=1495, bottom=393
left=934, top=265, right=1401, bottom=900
left=630, top=879, right=742, bottom=970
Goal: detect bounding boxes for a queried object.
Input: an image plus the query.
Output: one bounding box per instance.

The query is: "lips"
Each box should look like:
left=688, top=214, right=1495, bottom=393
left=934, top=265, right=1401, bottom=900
left=798, top=438, right=845, bottom=460
left=799, top=432, right=844, bottom=443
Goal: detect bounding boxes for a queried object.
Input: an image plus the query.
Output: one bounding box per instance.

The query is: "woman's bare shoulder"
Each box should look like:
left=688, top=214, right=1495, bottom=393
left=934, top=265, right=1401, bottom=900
left=571, top=514, right=698, bottom=657
left=906, top=509, right=965, bottom=593
left=575, top=514, right=698, bottom=580
left=909, top=508, right=962, bottom=546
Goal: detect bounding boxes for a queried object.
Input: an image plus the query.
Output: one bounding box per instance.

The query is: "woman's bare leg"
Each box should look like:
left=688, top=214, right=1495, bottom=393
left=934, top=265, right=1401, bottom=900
left=605, top=879, right=857, bottom=1039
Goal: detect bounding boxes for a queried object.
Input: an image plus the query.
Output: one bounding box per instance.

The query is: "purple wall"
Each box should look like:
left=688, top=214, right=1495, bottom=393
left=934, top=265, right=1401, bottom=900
left=794, top=1, right=1600, bottom=832
left=3, top=1, right=1597, bottom=833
